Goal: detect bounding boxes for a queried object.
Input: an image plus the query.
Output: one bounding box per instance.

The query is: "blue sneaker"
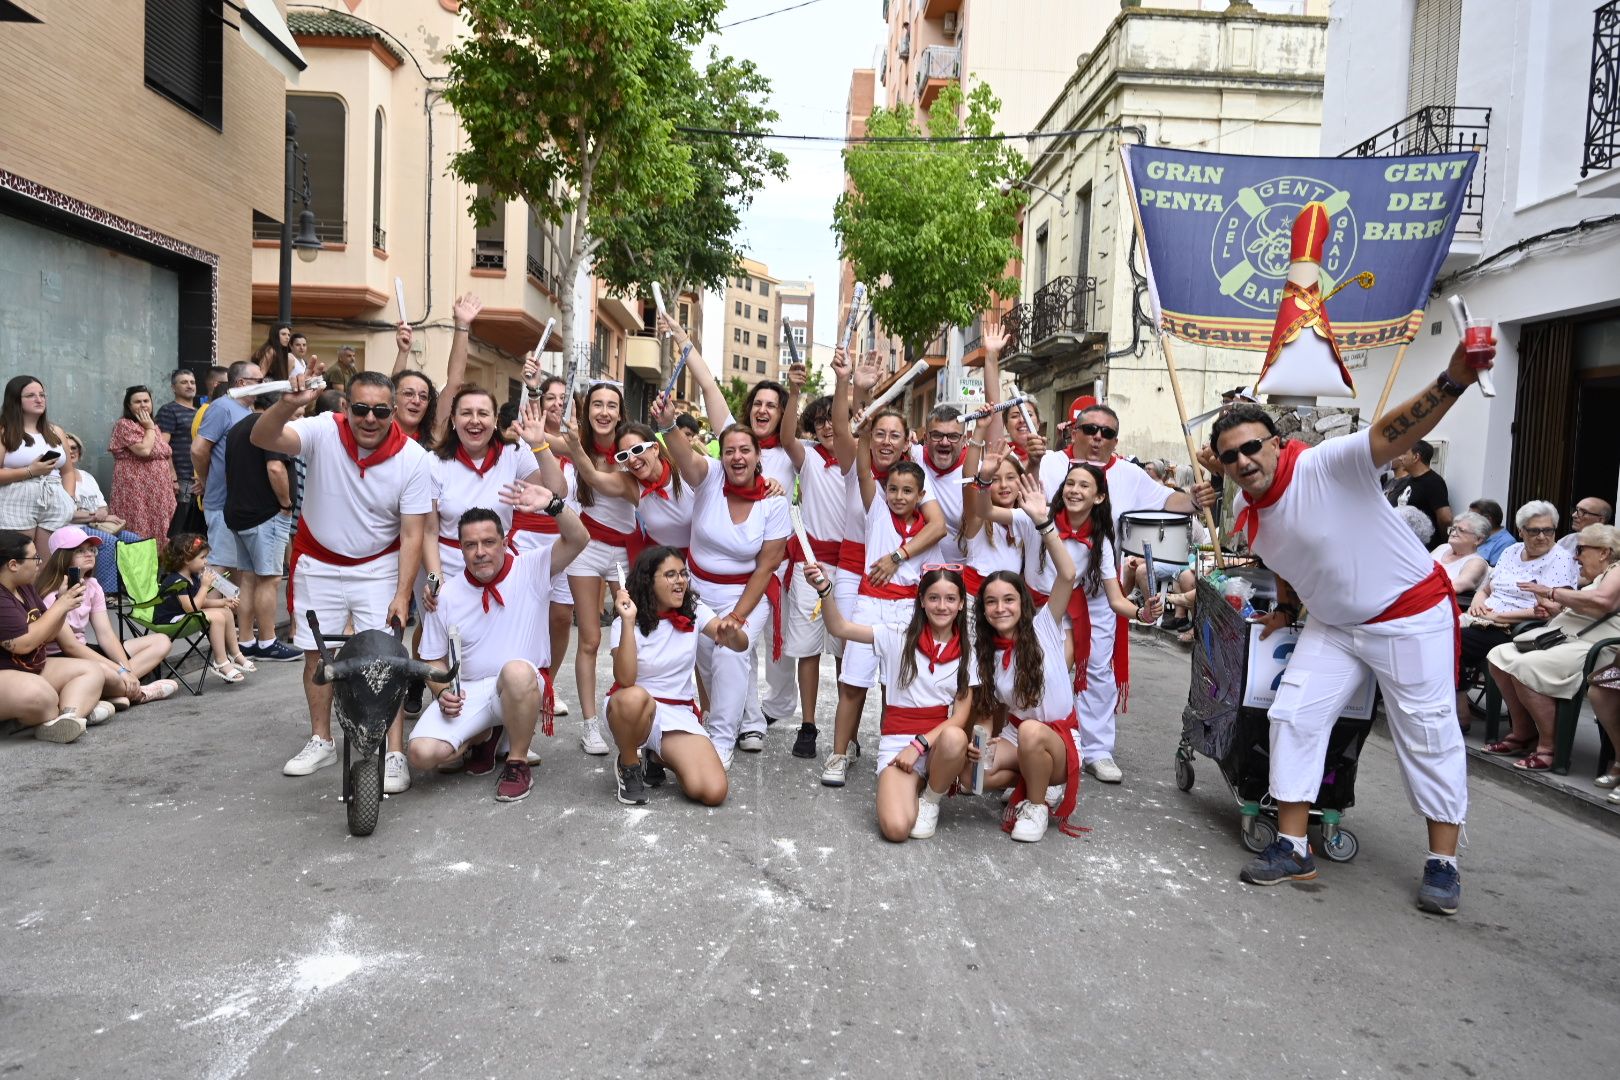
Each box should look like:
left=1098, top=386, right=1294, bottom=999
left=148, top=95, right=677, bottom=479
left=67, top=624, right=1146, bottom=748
left=1417, top=858, right=1461, bottom=915
left=1239, top=837, right=1318, bottom=885
left=256, top=641, right=302, bottom=662
left=238, top=642, right=261, bottom=659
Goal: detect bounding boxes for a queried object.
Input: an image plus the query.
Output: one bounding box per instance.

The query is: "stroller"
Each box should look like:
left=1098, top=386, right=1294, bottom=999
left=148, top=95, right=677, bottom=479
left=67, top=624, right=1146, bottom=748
left=306, top=612, right=457, bottom=837
left=1176, top=575, right=1369, bottom=863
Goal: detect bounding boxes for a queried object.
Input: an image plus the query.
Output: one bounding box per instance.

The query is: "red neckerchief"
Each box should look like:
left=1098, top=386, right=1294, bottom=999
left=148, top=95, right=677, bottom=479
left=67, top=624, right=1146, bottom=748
left=335, top=415, right=408, bottom=478
left=590, top=439, right=618, bottom=462
left=725, top=473, right=770, bottom=502
left=1234, top=439, right=1306, bottom=545
left=1009, top=443, right=1030, bottom=464
left=871, top=463, right=891, bottom=486
left=455, top=443, right=501, bottom=477
left=992, top=635, right=1017, bottom=670
left=917, top=628, right=962, bottom=672
left=924, top=447, right=967, bottom=478
left=660, top=608, right=694, bottom=633
left=465, top=553, right=515, bottom=612
left=812, top=443, right=837, bottom=467
left=638, top=459, right=674, bottom=500
left=890, top=508, right=925, bottom=543
left=1055, top=512, right=1093, bottom=546
left=757, top=433, right=781, bottom=450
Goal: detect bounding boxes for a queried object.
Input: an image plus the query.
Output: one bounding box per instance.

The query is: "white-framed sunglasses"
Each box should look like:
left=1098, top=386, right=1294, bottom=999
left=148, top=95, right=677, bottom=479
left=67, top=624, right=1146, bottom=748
left=615, top=441, right=659, bottom=464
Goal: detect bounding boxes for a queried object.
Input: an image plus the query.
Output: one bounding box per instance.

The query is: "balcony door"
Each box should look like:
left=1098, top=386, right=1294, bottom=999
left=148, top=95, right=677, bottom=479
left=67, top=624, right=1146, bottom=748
left=1408, top=0, right=1461, bottom=113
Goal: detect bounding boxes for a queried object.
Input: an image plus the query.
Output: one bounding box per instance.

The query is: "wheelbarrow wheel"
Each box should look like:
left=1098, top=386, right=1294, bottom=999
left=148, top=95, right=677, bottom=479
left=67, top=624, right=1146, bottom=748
left=1320, top=826, right=1359, bottom=863
left=347, top=754, right=382, bottom=837
left=1241, top=815, right=1276, bottom=854
left=1174, top=755, right=1195, bottom=792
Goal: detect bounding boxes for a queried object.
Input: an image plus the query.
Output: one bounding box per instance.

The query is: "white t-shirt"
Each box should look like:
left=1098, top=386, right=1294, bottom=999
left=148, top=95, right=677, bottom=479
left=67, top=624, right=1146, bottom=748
left=872, top=624, right=977, bottom=722
left=910, top=445, right=967, bottom=563
left=688, top=464, right=791, bottom=577
left=635, top=469, right=698, bottom=549
left=1237, top=430, right=1445, bottom=627
left=287, top=414, right=432, bottom=558
left=1483, top=542, right=1580, bottom=613
left=609, top=601, right=718, bottom=701
left=965, top=508, right=1039, bottom=584
left=989, top=605, right=1073, bottom=723
left=1023, top=524, right=1113, bottom=608
left=861, top=496, right=941, bottom=592
left=798, top=445, right=848, bottom=544
left=430, top=443, right=538, bottom=538
left=420, top=545, right=555, bottom=678
left=716, top=408, right=797, bottom=492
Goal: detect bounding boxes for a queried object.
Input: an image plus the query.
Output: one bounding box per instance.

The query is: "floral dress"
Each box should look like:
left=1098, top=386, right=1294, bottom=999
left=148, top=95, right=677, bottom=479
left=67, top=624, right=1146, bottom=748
left=107, top=418, right=176, bottom=539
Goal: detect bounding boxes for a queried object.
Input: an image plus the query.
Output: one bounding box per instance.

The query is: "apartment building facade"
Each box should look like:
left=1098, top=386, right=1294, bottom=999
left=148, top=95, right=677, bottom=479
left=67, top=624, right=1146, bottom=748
left=723, top=258, right=781, bottom=393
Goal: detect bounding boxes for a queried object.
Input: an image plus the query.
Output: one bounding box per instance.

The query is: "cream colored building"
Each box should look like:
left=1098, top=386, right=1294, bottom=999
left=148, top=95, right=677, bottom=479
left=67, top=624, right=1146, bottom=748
left=1002, top=5, right=1328, bottom=464
left=722, top=258, right=781, bottom=392
left=775, top=279, right=815, bottom=372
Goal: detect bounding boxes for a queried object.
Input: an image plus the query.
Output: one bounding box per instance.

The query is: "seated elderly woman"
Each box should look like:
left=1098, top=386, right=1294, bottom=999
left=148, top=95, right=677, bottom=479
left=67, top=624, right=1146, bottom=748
left=1433, top=510, right=1491, bottom=595
left=1458, top=501, right=1580, bottom=724
left=1395, top=504, right=1435, bottom=547
left=1484, top=524, right=1620, bottom=771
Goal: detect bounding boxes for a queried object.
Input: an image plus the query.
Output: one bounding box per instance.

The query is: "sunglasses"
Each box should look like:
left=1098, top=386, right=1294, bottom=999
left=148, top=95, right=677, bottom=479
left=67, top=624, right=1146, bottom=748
left=1575, top=544, right=1603, bottom=556
left=1077, top=423, right=1118, bottom=440
left=349, top=403, right=394, bottom=420
left=615, top=441, right=659, bottom=463
left=1218, top=436, right=1276, bottom=465
left=922, top=562, right=965, bottom=572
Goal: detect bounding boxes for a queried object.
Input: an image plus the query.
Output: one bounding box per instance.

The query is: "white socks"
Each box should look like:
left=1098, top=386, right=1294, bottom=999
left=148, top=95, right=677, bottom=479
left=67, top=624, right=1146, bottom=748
left=921, top=786, right=944, bottom=806
left=1427, top=850, right=1458, bottom=868
left=258, top=638, right=277, bottom=649
left=1280, top=832, right=1310, bottom=857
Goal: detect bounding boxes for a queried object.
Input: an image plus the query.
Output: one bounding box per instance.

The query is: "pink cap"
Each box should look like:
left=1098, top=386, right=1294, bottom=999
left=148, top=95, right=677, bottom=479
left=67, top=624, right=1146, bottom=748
left=47, top=526, right=103, bottom=554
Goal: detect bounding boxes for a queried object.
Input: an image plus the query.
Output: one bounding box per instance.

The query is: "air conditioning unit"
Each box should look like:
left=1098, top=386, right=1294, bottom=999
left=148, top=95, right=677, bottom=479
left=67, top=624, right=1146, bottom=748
left=942, top=11, right=957, bottom=35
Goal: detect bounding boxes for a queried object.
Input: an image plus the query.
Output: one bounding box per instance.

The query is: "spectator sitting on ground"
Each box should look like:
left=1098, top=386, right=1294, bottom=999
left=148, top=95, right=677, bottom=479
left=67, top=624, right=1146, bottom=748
left=1432, top=510, right=1490, bottom=595
left=58, top=432, right=139, bottom=595
left=223, top=393, right=301, bottom=663
left=38, top=526, right=177, bottom=708
left=107, top=384, right=177, bottom=540
left=1386, top=438, right=1452, bottom=536
left=156, top=368, right=200, bottom=535
left=1458, top=500, right=1580, bottom=727
left=1395, top=504, right=1435, bottom=547
left=1560, top=497, right=1614, bottom=555
left=1471, top=498, right=1513, bottom=566
left=0, top=528, right=107, bottom=742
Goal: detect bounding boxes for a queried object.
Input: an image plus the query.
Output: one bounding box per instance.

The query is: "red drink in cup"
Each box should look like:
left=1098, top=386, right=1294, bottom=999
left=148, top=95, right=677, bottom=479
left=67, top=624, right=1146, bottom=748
left=1464, top=318, right=1493, bottom=363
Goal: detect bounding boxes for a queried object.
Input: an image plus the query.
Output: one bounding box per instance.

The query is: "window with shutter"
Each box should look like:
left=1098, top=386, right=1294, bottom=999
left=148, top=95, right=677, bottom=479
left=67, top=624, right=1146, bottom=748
left=145, top=0, right=223, bottom=128
left=1407, top=0, right=1461, bottom=114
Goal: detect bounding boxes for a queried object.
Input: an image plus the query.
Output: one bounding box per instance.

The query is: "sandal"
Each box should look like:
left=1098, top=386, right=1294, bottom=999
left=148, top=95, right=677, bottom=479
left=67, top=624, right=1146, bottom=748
left=210, top=661, right=244, bottom=684
left=1594, top=767, right=1620, bottom=790
left=1483, top=735, right=1534, bottom=755
left=1512, top=751, right=1554, bottom=771
left=230, top=653, right=258, bottom=673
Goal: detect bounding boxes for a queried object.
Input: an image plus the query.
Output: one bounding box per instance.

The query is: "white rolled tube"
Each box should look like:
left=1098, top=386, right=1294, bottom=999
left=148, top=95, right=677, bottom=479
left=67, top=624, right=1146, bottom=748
left=791, top=505, right=814, bottom=564
left=227, top=376, right=326, bottom=399
left=857, top=358, right=931, bottom=428
left=651, top=282, right=668, bottom=319
left=841, top=283, right=866, bottom=350
left=961, top=395, right=1025, bottom=424
left=394, top=276, right=408, bottom=324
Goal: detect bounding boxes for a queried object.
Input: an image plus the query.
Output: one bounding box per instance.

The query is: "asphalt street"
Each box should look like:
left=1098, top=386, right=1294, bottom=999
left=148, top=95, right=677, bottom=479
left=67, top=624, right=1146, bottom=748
left=3, top=635, right=1617, bottom=1080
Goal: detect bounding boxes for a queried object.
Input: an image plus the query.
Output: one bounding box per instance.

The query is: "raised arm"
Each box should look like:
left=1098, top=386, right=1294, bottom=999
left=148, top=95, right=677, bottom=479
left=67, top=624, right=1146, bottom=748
left=557, top=425, right=637, bottom=500
left=251, top=375, right=320, bottom=456
left=1369, top=338, right=1493, bottom=470
left=388, top=322, right=414, bottom=377
left=659, top=313, right=732, bottom=431
left=651, top=395, right=710, bottom=488
left=829, top=347, right=858, bottom=470
left=430, top=293, right=483, bottom=443
left=515, top=400, right=566, bottom=493
left=801, top=562, right=875, bottom=645
left=610, top=587, right=638, bottom=688
left=1017, top=476, right=1073, bottom=615
left=780, top=362, right=807, bottom=470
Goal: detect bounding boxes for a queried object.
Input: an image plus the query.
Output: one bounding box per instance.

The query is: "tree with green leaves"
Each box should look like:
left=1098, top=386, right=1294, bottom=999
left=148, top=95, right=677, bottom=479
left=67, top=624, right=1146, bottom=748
left=833, top=82, right=1026, bottom=358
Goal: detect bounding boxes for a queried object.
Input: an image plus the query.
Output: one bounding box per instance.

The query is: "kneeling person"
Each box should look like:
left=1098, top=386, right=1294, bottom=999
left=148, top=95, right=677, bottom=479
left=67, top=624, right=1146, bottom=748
left=409, top=499, right=586, bottom=801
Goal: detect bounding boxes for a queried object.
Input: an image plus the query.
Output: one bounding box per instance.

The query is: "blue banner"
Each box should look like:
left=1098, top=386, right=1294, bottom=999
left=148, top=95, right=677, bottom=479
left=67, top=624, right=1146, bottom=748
left=1121, top=146, right=1477, bottom=351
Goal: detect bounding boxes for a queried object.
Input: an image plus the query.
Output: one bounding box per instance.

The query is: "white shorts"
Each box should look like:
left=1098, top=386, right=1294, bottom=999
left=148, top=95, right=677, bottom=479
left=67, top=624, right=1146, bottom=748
left=838, top=594, right=912, bottom=689
left=830, top=567, right=860, bottom=658
left=567, top=538, right=628, bottom=582
left=290, top=551, right=399, bottom=650
left=408, top=673, right=507, bottom=749
left=875, top=733, right=930, bottom=777
left=781, top=564, right=827, bottom=658
left=643, top=700, right=707, bottom=758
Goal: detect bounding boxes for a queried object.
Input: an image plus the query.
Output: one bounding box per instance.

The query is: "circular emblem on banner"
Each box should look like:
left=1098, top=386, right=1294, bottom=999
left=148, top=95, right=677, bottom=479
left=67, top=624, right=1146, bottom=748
left=1210, top=176, right=1357, bottom=314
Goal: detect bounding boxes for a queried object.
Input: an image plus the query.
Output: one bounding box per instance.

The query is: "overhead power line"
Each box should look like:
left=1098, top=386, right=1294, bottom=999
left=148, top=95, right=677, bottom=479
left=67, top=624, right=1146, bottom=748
left=716, top=0, right=833, bottom=29
left=674, top=124, right=1146, bottom=145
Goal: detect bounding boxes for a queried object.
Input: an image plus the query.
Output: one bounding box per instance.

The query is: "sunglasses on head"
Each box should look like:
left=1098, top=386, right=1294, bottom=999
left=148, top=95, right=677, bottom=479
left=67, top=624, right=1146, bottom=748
left=1218, top=436, right=1276, bottom=465
left=615, top=441, right=659, bottom=463
left=1077, top=423, right=1118, bottom=440
left=349, top=402, right=394, bottom=420
left=922, top=562, right=965, bottom=573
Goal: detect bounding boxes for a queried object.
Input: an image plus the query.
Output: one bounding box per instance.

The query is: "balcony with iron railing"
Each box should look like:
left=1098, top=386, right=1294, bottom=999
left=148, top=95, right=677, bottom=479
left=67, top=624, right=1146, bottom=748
left=252, top=217, right=346, bottom=244
left=1581, top=1, right=1620, bottom=193
left=1000, top=303, right=1031, bottom=363
left=1030, top=275, right=1098, bottom=349
left=371, top=222, right=386, bottom=252
left=1339, top=106, right=1490, bottom=237
left=914, top=45, right=959, bottom=107
left=473, top=239, right=506, bottom=271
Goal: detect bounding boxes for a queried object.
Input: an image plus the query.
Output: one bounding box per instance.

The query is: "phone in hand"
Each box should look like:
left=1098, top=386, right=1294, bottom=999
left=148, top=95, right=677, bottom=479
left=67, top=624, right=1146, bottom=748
left=65, top=567, right=82, bottom=587
left=38, top=450, right=62, bottom=463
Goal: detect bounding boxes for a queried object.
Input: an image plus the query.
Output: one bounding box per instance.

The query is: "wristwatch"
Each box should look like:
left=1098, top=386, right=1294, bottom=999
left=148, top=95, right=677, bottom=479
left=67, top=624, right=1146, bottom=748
left=889, top=550, right=904, bottom=566
left=1435, top=371, right=1467, bottom=398
left=543, top=494, right=566, bottom=517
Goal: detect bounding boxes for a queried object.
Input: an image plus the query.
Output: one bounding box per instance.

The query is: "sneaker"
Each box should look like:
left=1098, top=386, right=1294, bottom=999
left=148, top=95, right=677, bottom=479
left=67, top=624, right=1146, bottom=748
left=737, top=730, right=766, bottom=753
left=383, top=750, right=411, bottom=794
left=791, top=724, right=818, bottom=759
left=525, top=747, right=543, bottom=767
left=616, top=760, right=648, bottom=805
left=552, top=698, right=570, bottom=717
left=820, top=752, right=850, bottom=787
left=641, top=748, right=666, bottom=788
left=910, top=798, right=940, bottom=839
left=1010, top=800, right=1049, bottom=843
left=466, top=726, right=504, bottom=777
left=580, top=718, right=610, bottom=756
left=34, top=712, right=86, bottom=744
left=229, top=653, right=258, bottom=673
left=495, top=760, right=533, bottom=802
left=283, top=736, right=337, bottom=776
left=239, top=642, right=261, bottom=659
left=403, top=679, right=426, bottom=721
left=1416, top=858, right=1461, bottom=916
left=134, top=679, right=179, bottom=704
left=87, top=701, right=116, bottom=727
left=1044, top=783, right=1065, bottom=810
left=257, top=641, right=301, bottom=662
left=1239, top=837, right=1319, bottom=885
left=718, top=747, right=735, bottom=772
left=1086, top=756, right=1123, bottom=783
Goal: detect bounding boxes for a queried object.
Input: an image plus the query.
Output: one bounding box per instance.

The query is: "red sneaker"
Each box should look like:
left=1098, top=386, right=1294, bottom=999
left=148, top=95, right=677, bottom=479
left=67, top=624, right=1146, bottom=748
left=466, top=725, right=504, bottom=776
left=494, top=760, right=532, bottom=802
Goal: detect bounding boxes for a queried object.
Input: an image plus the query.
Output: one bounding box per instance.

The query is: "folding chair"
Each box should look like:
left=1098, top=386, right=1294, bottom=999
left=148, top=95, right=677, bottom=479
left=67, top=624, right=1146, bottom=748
left=115, top=538, right=212, bottom=696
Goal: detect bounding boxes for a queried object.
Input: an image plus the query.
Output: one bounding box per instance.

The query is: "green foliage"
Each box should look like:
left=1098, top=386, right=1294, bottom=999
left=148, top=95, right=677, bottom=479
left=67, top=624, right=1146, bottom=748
left=833, top=82, right=1026, bottom=356
left=801, top=364, right=826, bottom=401
left=720, top=376, right=752, bottom=420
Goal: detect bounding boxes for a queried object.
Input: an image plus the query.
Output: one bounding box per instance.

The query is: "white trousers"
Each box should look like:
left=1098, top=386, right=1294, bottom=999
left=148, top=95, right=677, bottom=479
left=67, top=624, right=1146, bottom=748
left=1268, top=601, right=1467, bottom=824
left=694, top=580, right=772, bottom=756
left=1076, top=613, right=1120, bottom=761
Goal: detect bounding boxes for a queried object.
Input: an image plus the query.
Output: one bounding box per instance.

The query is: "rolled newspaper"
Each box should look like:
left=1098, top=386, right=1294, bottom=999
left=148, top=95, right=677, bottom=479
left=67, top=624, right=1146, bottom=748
left=447, top=625, right=463, bottom=696
left=651, top=282, right=668, bottom=319
left=227, top=376, right=326, bottom=400
left=970, top=724, right=990, bottom=795
left=960, top=395, right=1026, bottom=425
left=524, top=318, right=557, bottom=402
left=394, top=276, right=408, bottom=325
left=790, top=505, right=814, bottom=566
left=840, top=283, right=866, bottom=350
left=856, top=358, right=931, bottom=429
left=1015, top=397, right=1040, bottom=442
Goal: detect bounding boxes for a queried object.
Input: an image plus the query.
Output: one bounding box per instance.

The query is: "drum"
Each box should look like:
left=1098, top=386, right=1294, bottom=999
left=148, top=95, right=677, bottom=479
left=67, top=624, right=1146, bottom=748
left=1118, top=511, right=1193, bottom=565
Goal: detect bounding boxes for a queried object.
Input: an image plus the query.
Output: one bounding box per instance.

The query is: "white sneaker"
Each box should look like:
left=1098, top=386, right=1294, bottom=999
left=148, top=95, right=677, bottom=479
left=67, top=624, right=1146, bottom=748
left=737, top=730, right=766, bottom=753
left=1010, top=800, right=1049, bottom=843
left=283, top=736, right=337, bottom=776
left=910, top=798, right=940, bottom=839
left=87, top=701, right=116, bottom=726
left=552, top=698, right=570, bottom=717
left=383, top=751, right=411, bottom=794
left=580, top=718, right=609, bottom=755
left=1044, top=783, right=1066, bottom=810
left=525, top=747, right=543, bottom=766
left=1086, top=755, right=1123, bottom=784
left=820, top=752, right=849, bottom=787
left=718, top=747, right=735, bottom=772
left=34, top=712, right=86, bottom=744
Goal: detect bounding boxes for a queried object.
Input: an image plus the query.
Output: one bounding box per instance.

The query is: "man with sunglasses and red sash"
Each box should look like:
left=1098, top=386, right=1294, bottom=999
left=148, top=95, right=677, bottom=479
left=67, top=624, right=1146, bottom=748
left=1211, top=332, right=1496, bottom=916
left=1036, top=398, right=1211, bottom=784
left=253, top=371, right=432, bottom=792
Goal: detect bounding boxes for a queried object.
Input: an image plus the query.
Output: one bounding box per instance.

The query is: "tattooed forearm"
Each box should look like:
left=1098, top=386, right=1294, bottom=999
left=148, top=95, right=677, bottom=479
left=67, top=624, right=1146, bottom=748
left=1380, top=387, right=1445, bottom=443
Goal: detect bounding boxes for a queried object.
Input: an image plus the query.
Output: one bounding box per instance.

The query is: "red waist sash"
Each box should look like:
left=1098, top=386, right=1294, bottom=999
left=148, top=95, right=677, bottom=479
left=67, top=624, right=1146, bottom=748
left=287, top=520, right=401, bottom=619
left=509, top=510, right=559, bottom=536
left=607, top=681, right=702, bottom=719
left=837, top=541, right=866, bottom=575
left=882, top=703, right=948, bottom=737
left=1366, top=561, right=1460, bottom=682
left=580, top=512, right=647, bottom=569
left=858, top=579, right=917, bottom=601
left=687, top=553, right=783, bottom=662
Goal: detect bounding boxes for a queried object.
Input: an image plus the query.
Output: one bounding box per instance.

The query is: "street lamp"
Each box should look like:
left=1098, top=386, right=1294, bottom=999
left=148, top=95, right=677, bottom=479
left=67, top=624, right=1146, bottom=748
left=280, top=109, right=323, bottom=325
left=1000, top=177, right=1069, bottom=212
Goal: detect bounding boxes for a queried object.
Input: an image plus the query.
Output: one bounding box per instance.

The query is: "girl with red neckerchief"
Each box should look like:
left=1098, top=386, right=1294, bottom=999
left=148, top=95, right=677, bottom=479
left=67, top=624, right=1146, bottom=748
left=804, top=561, right=975, bottom=842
